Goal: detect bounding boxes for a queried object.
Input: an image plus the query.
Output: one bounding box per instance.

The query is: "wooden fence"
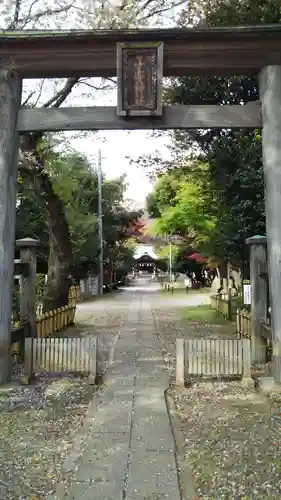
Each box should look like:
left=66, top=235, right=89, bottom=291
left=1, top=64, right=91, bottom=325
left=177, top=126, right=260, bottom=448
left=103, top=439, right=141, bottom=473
left=69, top=285, right=82, bottom=304
left=211, top=295, right=254, bottom=339
left=236, top=308, right=252, bottom=339
left=11, top=304, right=76, bottom=359
left=176, top=337, right=251, bottom=386
left=24, top=336, right=97, bottom=383
left=162, top=283, right=174, bottom=293
left=11, top=286, right=81, bottom=359
left=36, top=285, right=82, bottom=315
left=210, top=294, right=230, bottom=318
left=36, top=304, right=76, bottom=337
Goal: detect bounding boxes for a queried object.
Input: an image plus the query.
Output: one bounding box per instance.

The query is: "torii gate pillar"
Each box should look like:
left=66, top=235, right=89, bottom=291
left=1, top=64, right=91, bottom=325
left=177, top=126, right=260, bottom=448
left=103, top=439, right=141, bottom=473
left=0, top=69, right=22, bottom=383
left=260, top=65, right=281, bottom=384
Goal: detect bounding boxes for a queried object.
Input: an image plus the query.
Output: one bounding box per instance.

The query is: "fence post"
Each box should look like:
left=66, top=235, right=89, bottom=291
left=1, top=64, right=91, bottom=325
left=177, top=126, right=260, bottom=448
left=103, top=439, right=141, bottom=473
left=227, top=261, right=232, bottom=320
left=16, top=238, right=39, bottom=339
left=242, top=338, right=254, bottom=388
left=227, top=294, right=232, bottom=321
left=23, top=337, right=33, bottom=383
left=236, top=308, right=240, bottom=337
left=245, top=235, right=267, bottom=362
left=176, top=338, right=185, bottom=386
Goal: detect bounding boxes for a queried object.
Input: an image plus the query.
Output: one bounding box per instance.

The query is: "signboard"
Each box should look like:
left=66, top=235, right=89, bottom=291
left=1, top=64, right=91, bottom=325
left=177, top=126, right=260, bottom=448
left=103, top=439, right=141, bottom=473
left=243, top=280, right=251, bottom=305
left=117, top=42, right=163, bottom=117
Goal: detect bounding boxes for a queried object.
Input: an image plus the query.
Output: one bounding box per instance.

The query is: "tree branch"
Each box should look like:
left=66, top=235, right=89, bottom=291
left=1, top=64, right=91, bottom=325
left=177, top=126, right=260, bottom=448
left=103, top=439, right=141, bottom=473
left=138, top=0, right=186, bottom=23
left=78, top=79, right=113, bottom=92
left=32, top=79, right=46, bottom=107
left=22, top=91, right=36, bottom=107
left=8, top=0, right=22, bottom=29
left=42, top=77, right=79, bottom=108
left=18, top=2, right=75, bottom=29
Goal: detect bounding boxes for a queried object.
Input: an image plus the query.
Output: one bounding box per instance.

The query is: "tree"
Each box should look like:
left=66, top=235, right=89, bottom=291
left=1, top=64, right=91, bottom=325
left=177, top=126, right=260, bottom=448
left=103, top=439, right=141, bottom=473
left=167, top=0, right=280, bottom=267
left=16, top=176, right=49, bottom=272
left=146, top=162, right=216, bottom=245
left=136, top=0, right=280, bottom=272
left=205, top=131, right=265, bottom=265
left=123, top=219, right=146, bottom=240
left=17, top=147, right=143, bottom=308
left=177, top=0, right=280, bottom=29
left=6, top=0, right=186, bottom=308
left=49, top=155, right=143, bottom=288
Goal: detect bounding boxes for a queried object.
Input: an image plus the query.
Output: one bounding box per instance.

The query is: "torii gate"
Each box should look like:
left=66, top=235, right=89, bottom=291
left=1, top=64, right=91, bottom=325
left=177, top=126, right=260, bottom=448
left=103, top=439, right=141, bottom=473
left=0, top=25, right=281, bottom=384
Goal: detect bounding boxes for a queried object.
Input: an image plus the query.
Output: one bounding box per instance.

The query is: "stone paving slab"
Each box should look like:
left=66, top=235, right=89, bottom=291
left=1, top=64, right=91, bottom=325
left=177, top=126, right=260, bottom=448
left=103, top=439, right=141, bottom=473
left=131, top=415, right=174, bottom=449
left=50, top=284, right=180, bottom=500
left=75, top=433, right=129, bottom=482
left=126, top=450, right=180, bottom=500
left=137, top=364, right=168, bottom=378
left=135, top=375, right=168, bottom=387
left=104, top=370, right=136, bottom=386
left=87, top=401, right=133, bottom=433
left=67, top=480, right=124, bottom=500
left=101, top=387, right=134, bottom=403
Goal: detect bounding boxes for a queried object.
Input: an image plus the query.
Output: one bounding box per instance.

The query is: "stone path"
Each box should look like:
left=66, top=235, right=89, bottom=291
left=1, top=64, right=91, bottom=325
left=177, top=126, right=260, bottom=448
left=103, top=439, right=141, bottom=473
left=52, top=280, right=181, bottom=500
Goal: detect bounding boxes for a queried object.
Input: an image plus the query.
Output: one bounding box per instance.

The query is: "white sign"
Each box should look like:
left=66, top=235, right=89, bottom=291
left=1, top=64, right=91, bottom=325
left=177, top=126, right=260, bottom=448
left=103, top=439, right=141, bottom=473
left=243, top=282, right=251, bottom=305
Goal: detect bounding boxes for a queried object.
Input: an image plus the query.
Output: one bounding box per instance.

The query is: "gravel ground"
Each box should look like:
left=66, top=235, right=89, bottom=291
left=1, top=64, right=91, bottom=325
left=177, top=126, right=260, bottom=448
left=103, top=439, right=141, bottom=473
left=0, top=307, right=124, bottom=500
left=154, top=303, right=279, bottom=499
left=0, top=369, right=95, bottom=499
left=153, top=306, right=237, bottom=381
left=171, top=383, right=281, bottom=499
left=66, top=310, right=124, bottom=375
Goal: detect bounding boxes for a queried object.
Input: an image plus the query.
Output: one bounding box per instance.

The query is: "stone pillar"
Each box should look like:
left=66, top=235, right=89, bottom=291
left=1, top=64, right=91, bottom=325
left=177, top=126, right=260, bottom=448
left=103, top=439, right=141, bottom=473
left=16, top=238, right=39, bottom=339
left=0, top=69, right=22, bottom=383
left=259, top=65, right=281, bottom=383
left=245, top=235, right=268, bottom=362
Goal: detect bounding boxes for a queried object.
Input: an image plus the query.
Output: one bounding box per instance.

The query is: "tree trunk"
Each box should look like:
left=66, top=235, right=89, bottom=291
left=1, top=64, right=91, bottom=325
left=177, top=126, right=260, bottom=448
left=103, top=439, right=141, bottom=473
left=217, top=261, right=228, bottom=293
left=43, top=232, right=72, bottom=312
left=32, top=171, right=73, bottom=312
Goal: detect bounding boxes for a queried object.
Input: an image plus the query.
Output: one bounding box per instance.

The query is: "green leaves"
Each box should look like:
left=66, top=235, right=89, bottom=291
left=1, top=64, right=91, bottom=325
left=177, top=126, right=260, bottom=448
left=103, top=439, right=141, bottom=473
left=147, top=165, right=217, bottom=249
left=147, top=0, right=279, bottom=266
left=17, top=148, right=142, bottom=279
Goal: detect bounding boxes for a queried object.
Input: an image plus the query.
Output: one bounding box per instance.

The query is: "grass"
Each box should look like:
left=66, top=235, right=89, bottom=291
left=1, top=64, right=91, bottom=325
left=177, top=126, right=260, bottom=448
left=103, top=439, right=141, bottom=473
left=182, top=304, right=230, bottom=325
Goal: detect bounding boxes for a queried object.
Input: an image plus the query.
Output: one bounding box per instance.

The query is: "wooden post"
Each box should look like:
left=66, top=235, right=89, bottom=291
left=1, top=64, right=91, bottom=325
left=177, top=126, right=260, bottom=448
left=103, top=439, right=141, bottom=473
left=0, top=69, right=22, bottom=384
left=260, top=65, right=281, bottom=383
left=227, top=262, right=232, bottom=321
left=242, top=339, right=251, bottom=378
left=241, top=338, right=254, bottom=388
left=16, top=238, right=40, bottom=338
left=89, top=336, right=97, bottom=385
left=23, top=337, right=33, bottom=382
left=245, top=235, right=267, bottom=363
left=176, top=338, right=185, bottom=386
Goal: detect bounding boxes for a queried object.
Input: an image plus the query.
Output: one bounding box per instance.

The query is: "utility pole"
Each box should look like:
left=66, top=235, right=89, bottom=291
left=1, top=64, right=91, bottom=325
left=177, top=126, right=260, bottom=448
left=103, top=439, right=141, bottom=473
left=98, top=149, right=103, bottom=296
left=169, top=234, right=172, bottom=283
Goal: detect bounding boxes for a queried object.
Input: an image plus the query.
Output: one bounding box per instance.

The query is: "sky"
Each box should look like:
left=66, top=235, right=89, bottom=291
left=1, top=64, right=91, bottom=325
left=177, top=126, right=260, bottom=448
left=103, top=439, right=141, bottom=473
left=66, top=88, right=172, bottom=208
left=22, top=76, right=173, bottom=210
left=15, top=0, right=182, bottom=210
left=56, top=73, right=173, bottom=210
left=72, top=129, right=171, bottom=208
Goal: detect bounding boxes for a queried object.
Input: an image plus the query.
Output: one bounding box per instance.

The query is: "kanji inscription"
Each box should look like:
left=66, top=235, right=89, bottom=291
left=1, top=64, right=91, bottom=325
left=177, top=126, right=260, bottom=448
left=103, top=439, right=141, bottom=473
left=117, top=43, right=163, bottom=116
